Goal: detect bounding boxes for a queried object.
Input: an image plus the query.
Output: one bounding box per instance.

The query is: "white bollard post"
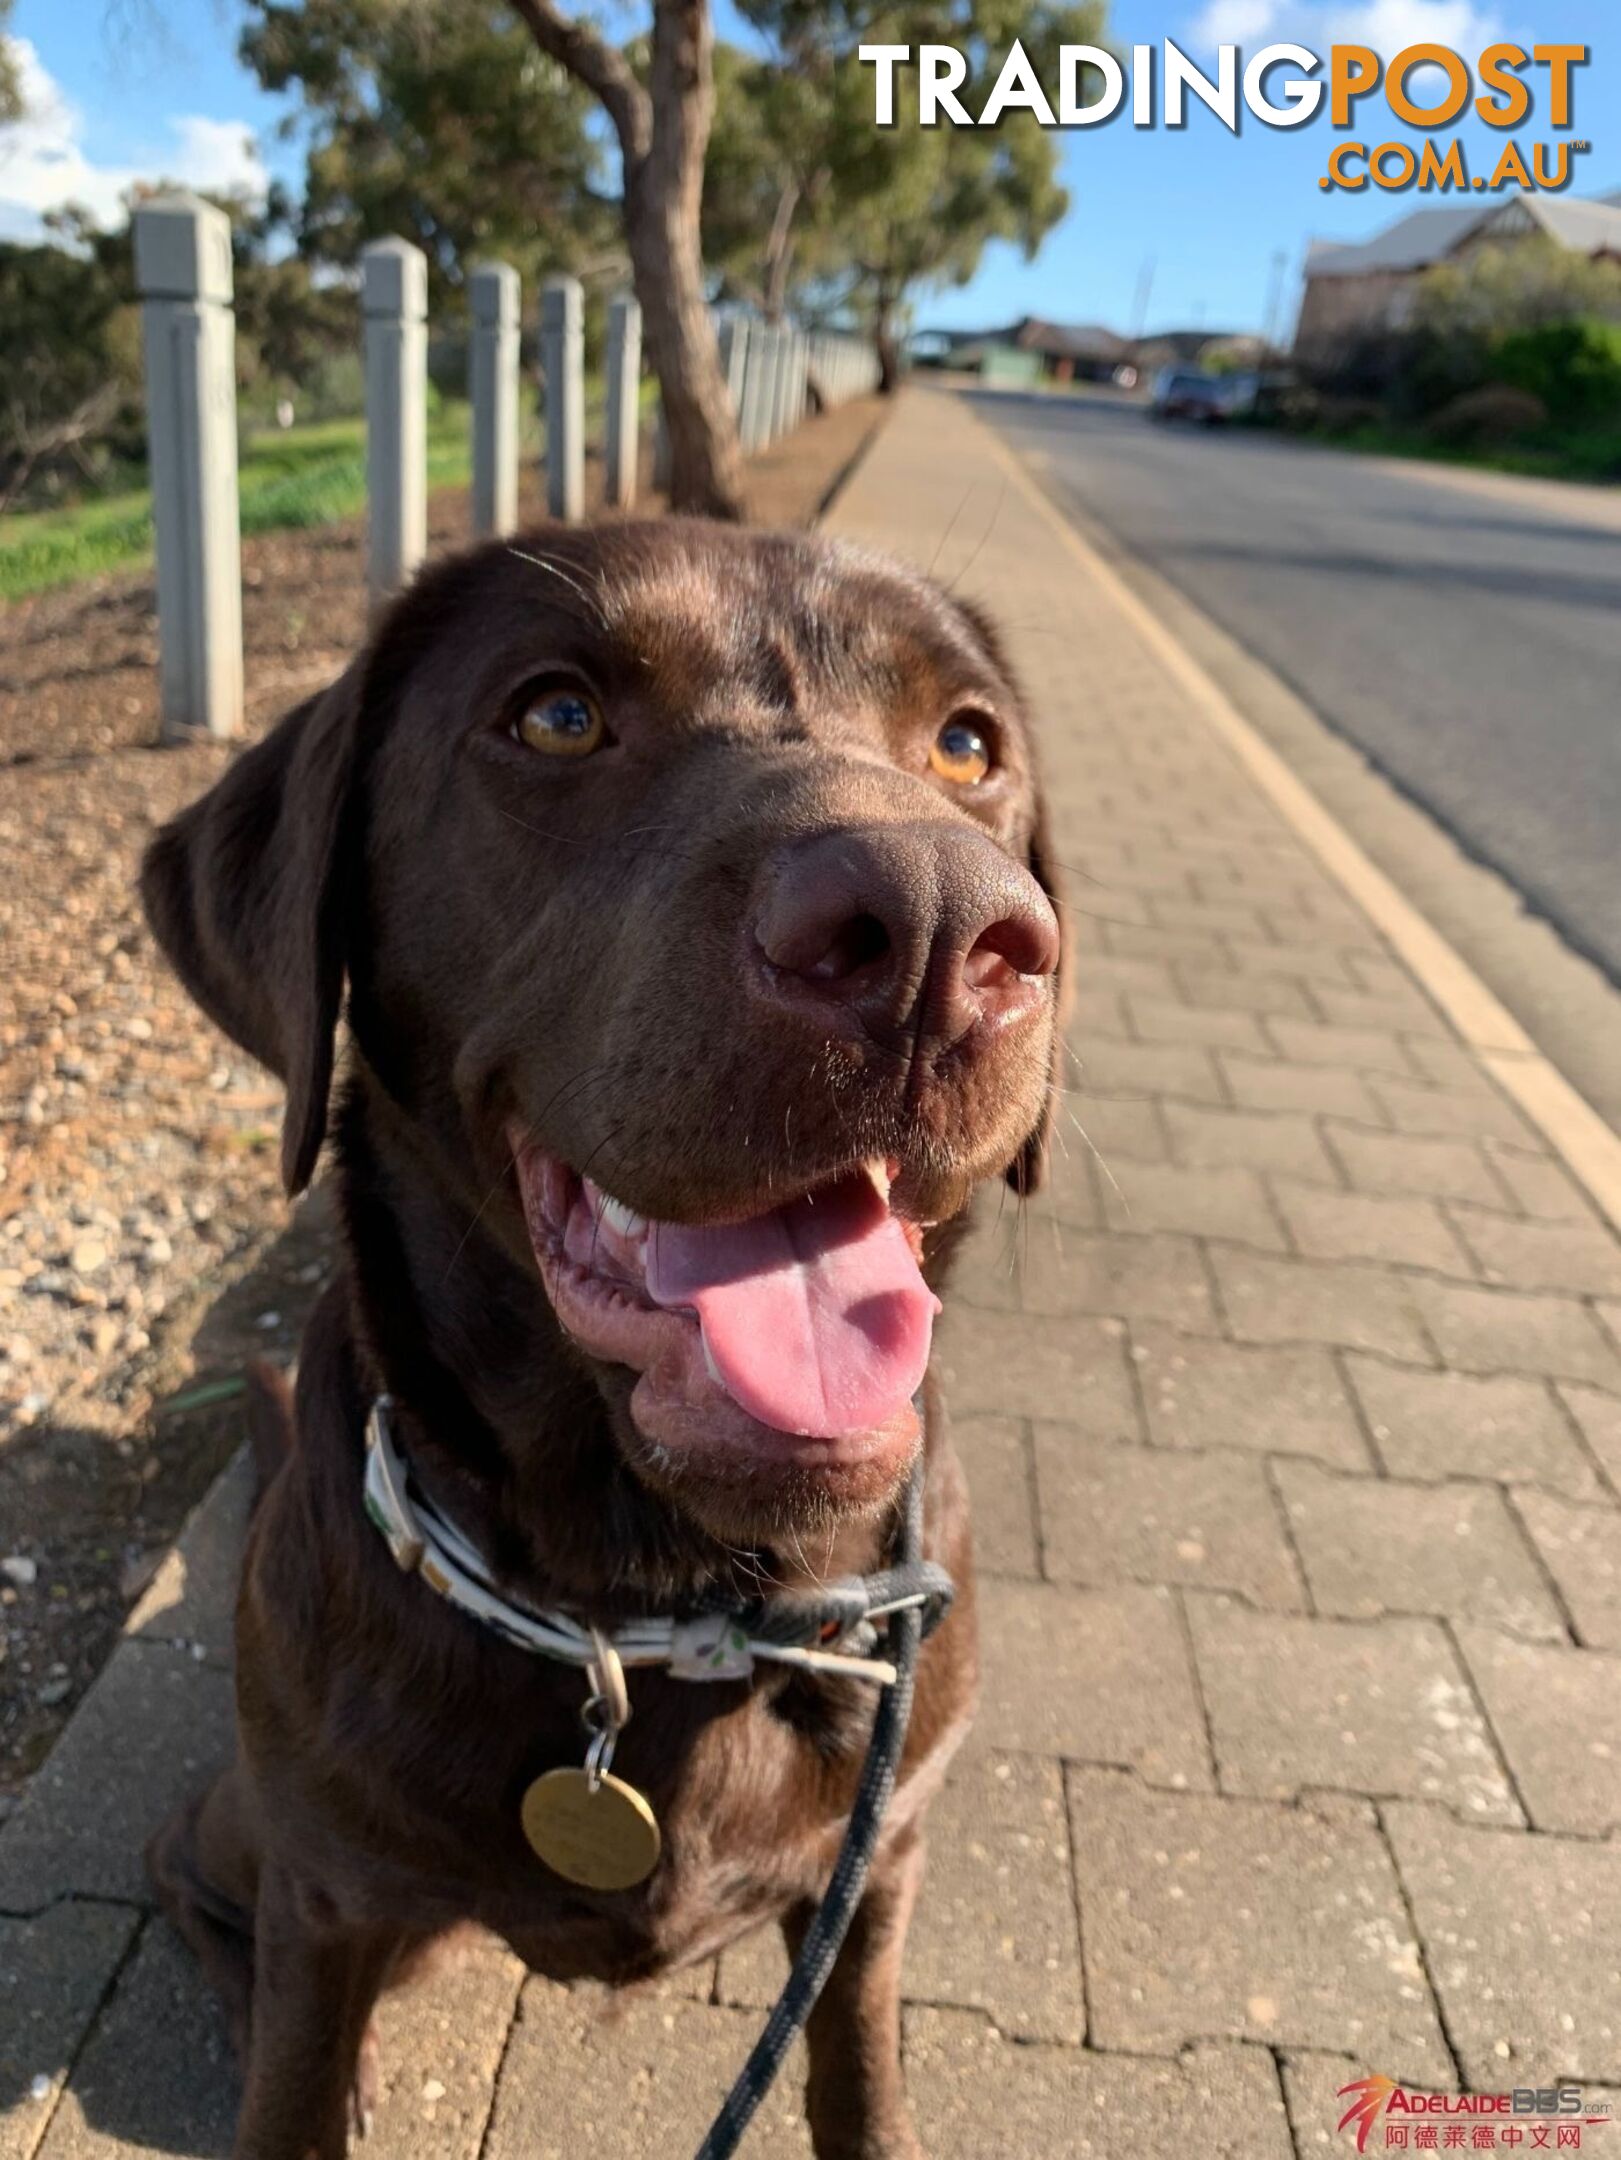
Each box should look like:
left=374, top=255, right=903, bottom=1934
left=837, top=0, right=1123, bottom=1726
left=768, top=328, right=791, bottom=443
left=362, top=238, right=428, bottom=606
left=720, top=316, right=750, bottom=419
left=134, top=194, right=243, bottom=742
left=469, top=261, right=520, bottom=539
left=740, top=329, right=769, bottom=452
left=604, top=290, right=642, bottom=511
left=541, top=276, right=585, bottom=521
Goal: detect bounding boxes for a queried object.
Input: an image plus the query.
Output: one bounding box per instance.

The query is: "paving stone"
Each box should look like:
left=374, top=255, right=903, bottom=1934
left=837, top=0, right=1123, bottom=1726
left=0, top=1643, right=235, bottom=1909
left=716, top=1750, right=1085, bottom=2046
left=1347, top=1358, right=1606, bottom=1501
left=1069, top=984, right=1129, bottom=1039
left=1561, top=1383, right=1621, bottom=1496
left=125, top=1446, right=253, bottom=1667
left=1311, top=983, right=1450, bottom=1040
left=1106, top=921, right=1230, bottom=968
left=1163, top=1100, right=1339, bottom=1180
left=903, top=1751, right=1085, bottom=2042
left=34, top=1922, right=237, bottom=2160
left=1069, top=1772, right=1451, bottom=2081
left=482, top=1983, right=813, bottom=2160
left=1133, top=1327, right=1372, bottom=1469
left=1370, top=1073, right=1539, bottom=1147
left=1186, top=1598, right=1519, bottom=1822
left=1072, top=1035, right=1225, bottom=1106
left=1208, top=1249, right=1431, bottom=1361
left=905, top=2012, right=1294, bottom=2159
left=1063, top=1091, right=1169, bottom=1165
left=1386, top=1804, right=1621, bottom=2088
left=1017, top=1230, right=1217, bottom=1331
left=0, top=1904, right=140, bottom=2160
left=1456, top=1627, right=1621, bottom=1837
left=1077, top=951, right=1178, bottom=997
left=1482, top=1146, right=1597, bottom=1221
left=1450, top=1208, right=1621, bottom=1298
left=1035, top=1138, right=1103, bottom=1229
left=941, top=1219, right=1025, bottom=1312
left=1274, top=1463, right=1565, bottom=1642
left=1035, top=1431, right=1305, bottom=1608
left=1127, top=996, right=1270, bottom=1053
left=364, top=1932, right=525, bottom=2158
left=1178, top=970, right=1317, bottom=1020
left=1326, top=1126, right=1507, bottom=1207
left=1412, top=1279, right=1621, bottom=1388
left=951, top=1417, right=1039, bottom=1576
left=1403, top=1037, right=1512, bottom=1091
left=1149, top=895, right=1268, bottom=940
left=1271, top=1180, right=1473, bottom=1274
left=1219, top=1053, right=1382, bottom=1121
left=1223, top=936, right=1361, bottom=986
left=1513, top=1490, right=1621, bottom=1651
left=1279, top=2055, right=1459, bottom=2154
left=1265, top=1017, right=1422, bottom=1080
left=933, top=1308, right=1140, bottom=1433
left=975, top=1578, right=1211, bottom=1789
left=1101, top=1160, right=1286, bottom=1249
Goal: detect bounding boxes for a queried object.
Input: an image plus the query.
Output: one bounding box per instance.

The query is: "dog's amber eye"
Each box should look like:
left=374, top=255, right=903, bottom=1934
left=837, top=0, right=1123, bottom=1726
left=929, top=717, right=992, bottom=786
left=514, top=687, right=605, bottom=757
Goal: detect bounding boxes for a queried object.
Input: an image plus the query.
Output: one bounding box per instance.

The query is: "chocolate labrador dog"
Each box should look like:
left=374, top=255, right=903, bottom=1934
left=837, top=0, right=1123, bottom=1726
left=141, top=519, right=1062, bottom=2160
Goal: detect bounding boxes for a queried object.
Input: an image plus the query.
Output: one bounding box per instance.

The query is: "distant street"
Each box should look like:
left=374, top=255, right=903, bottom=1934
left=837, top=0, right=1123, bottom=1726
left=970, top=388, right=1621, bottom=988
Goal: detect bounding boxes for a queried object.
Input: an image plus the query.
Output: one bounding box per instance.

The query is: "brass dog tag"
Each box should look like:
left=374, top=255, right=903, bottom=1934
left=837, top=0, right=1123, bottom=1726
left=521, top=1767, right=661, bottom=1891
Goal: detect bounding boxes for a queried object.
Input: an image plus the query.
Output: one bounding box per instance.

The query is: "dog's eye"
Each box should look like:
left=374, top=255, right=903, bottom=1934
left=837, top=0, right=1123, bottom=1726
left=513, top=687, right=605, bottom=758
left=929, top=716, right=993, bottom=786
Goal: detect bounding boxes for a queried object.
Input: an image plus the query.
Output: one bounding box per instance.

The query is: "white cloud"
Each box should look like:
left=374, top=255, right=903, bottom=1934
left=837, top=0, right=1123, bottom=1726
left=0, top=40, right=266, bottom=240
left=1186, top=0, right=1507, bottom=59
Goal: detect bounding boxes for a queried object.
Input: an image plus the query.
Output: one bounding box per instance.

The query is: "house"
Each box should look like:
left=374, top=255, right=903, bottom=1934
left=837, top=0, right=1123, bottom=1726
left=1294, top=190, right=1621, bottom=358
left=915, top=316, right=1132, bottom=383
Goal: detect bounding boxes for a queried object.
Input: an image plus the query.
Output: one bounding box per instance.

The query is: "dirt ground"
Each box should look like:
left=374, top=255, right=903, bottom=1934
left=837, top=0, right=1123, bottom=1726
left=0, top=397, right=886, bottom=1801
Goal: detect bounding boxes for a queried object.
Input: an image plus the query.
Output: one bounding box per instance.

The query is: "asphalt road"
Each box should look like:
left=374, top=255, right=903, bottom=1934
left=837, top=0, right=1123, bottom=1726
left=969, top=389, right=1621, bottom=987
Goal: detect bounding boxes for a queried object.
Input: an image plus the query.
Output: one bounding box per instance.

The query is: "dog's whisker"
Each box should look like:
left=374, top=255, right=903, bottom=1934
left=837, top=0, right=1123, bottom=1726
left=505, top=545, right=606, bottom=621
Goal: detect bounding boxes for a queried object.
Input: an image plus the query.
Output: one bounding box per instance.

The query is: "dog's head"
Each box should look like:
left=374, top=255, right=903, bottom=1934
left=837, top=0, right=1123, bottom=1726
left=144, top=521, right=1063, bottom=1540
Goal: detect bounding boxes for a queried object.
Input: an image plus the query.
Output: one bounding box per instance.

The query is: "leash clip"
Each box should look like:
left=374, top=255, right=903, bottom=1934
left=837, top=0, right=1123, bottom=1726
left=581, top=1626, right=630, bottom=1790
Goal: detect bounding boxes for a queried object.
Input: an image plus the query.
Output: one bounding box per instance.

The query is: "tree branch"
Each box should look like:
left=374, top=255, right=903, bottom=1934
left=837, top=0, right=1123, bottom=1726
left=506, top=0, right=652, bottom=167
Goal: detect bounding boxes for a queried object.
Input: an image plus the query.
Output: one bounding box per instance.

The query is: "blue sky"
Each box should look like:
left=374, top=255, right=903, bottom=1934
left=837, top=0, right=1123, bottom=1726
left=1, top=0, right=1611, bottom=339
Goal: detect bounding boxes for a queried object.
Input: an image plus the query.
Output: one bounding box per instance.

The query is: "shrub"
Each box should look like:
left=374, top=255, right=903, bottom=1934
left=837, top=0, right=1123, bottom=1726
left=1491, top=319, right=1621, bottom=425
left=1426, top=385, right=1548, bottom=447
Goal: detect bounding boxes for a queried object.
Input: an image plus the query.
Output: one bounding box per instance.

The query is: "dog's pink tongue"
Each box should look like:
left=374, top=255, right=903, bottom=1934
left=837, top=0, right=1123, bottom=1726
left=644, top=1174, right=938, bottom=1440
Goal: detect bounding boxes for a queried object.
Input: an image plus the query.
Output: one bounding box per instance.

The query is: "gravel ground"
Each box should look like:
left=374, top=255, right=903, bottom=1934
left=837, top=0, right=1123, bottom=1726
left=0, top=400, right=885, bottom=1798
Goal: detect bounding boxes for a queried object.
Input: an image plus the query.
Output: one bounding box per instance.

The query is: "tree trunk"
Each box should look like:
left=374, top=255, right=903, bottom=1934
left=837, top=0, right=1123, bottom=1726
left=761, top=178, right=799, bottom=324
left=875, top=301, right=901, bottom=395
left=508, top=0, right=744, bottom=520
left=626, top=0, right=745, bottom=519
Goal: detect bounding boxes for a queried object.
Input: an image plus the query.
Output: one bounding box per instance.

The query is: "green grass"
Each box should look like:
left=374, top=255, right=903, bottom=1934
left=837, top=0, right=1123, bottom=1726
left=1288, top=417, right=1621, bottom=486
left=0, top=404, right=483, bottom=602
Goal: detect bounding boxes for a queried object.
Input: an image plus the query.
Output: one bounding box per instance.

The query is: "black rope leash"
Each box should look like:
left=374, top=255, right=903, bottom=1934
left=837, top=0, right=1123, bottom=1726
left=693, top=1465, right=941, bottom=2160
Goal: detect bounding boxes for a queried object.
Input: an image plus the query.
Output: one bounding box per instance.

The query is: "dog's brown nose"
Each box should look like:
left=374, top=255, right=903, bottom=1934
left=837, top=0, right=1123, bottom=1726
left=752, top=824, right=1059, bottom=1057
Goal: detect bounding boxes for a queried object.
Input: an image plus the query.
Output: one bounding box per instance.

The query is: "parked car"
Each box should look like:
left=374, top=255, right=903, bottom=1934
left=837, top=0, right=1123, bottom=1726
left=1150, top=367, right=1225, bottom=421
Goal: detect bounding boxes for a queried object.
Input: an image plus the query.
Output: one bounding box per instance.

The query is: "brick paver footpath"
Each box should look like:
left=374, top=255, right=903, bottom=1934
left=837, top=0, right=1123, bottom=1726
left=6, top=388, right=1621, bottom=2158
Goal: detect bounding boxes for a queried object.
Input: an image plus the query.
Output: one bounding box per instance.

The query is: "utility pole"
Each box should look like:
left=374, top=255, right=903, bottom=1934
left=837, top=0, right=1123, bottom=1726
left=1130, top=256, right=1156, bottom=342
left=1262, top=248, right=1288, bottom=357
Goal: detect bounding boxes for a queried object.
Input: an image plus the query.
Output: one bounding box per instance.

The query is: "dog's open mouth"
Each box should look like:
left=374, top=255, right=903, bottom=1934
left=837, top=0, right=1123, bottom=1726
left=512, top=1137, right=939, bottom=1475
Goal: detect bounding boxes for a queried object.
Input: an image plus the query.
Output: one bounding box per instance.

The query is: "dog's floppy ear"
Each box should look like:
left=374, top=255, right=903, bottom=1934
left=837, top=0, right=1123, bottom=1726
left=141, top=662, right=365, bottom=1196
left=1006, top=787, right=1068, bottom=1198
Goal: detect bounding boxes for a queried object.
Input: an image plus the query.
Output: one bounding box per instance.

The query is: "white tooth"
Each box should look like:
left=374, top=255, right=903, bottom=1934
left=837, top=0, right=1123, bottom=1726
left=702, top=1335, right=725, bottom=1387
left=864, top=1157, right=892, bottom=1202
left=597, top=1194, right=646, bottom=1241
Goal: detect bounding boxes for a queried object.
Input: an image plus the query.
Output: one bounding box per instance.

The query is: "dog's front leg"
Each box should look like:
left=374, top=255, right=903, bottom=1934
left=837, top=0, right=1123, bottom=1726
left=234, top=1861, right=395, bottom=2160
left=787, top=1831, right=928, bottom=2160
